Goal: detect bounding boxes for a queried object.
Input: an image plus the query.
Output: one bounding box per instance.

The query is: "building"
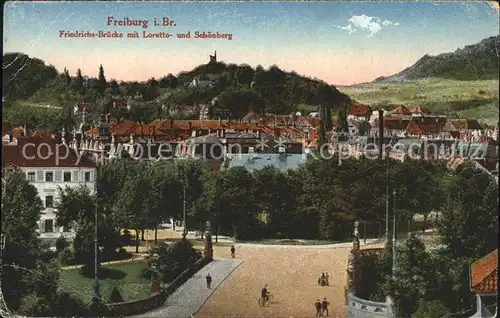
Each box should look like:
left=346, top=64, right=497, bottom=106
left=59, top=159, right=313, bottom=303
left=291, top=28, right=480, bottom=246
left=189, top=76, right=215, bottom=88
left=73, top=102, right=93, bottom=119
left=469, top=249, right=497, bottom=317
left=451, top=119, right=484, bottom=141
left=348, top=104, right=373, bottom=121
left=2, top=136, right=96, bottom=244
left=222, top=153, right=307, bottom=173
left=112, top=99, right=131, bottom=111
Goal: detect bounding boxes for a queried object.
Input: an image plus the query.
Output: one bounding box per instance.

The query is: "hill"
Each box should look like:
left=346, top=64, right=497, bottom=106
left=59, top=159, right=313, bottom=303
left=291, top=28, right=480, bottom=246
left=374, top=35, right=500, bottom=83
left=2, top=53, right=351, bottom=130
left=338, top=78, right=499, bottom=125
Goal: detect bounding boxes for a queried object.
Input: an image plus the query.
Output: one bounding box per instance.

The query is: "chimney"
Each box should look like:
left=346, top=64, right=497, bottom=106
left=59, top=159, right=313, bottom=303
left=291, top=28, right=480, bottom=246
left=170, top=118, right=174, bottom=128
left=219, top=117, right=222, bottom=125
left=378, top=109, right=384, bottom=160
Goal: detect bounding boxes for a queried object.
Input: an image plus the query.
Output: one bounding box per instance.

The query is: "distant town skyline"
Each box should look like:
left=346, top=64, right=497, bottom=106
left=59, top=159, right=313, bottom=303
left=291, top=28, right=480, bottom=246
left=3, top=1, right=499, bottom=85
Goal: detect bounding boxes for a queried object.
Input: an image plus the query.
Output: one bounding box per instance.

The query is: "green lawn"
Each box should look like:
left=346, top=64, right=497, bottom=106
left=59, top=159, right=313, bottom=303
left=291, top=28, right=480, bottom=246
left=338, top=78, right=499, bottom=125
left=58, top=260, right=151, bottom=304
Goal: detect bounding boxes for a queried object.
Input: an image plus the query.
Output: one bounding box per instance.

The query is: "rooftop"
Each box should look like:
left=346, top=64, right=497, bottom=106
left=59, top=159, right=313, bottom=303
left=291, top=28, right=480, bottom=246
left=2, top=137, right=96, bottom=169
left=470, top=249, right=498, bottom=294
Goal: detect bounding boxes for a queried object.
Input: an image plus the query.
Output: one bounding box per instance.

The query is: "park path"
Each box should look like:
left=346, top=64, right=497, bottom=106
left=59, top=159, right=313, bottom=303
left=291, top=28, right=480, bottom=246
left=128, top=258, right=242, bottom=318
left=61, top=255, right=146, bottom=270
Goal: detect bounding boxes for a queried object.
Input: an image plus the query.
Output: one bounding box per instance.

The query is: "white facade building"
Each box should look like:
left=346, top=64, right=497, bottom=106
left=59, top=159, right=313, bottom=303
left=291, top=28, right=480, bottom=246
left=189, top=77, right=214, bottom=88
left=2, top=137, right=96, bottom=244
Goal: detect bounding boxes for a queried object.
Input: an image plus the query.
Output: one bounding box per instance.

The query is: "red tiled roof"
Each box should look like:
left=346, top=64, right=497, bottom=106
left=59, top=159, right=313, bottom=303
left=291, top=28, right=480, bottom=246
left=405, top=117, right=447, bottom=134
left=75, top=102, right=92, bottom=113
left=2, top=121, right=12, bottom=136
left=382, top=117, right=411, bottom=130
left=348, top=104, right=372, bottom=117
left=451, top=119, right=483, bottom=131
left=31, top=130, right=55, bottom=138
left=411, top=106, right=431, bottom=114
left=2, top=137, right=96, bottom=168
left=447, top=158, right=466, bottom=170
left=12, top=127, right=27, bottom=138
left=471, top=249, right=498, bottom=294
left=391, top=105, right=412, bottom=115
left=113, top=100, right=129, bottom=106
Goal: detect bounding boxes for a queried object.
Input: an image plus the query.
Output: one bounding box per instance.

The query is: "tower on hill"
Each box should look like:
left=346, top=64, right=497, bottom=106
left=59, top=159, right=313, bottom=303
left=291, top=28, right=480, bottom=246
left=209, top=50, right=217, bottom=63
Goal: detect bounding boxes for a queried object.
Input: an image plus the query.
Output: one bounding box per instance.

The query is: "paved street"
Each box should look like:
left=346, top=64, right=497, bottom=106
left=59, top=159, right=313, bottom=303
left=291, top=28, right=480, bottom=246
left=129, top=258, right=242, bottom=317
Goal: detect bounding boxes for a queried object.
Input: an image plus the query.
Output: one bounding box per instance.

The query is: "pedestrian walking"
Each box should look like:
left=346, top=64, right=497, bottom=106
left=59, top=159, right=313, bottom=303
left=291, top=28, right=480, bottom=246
left=315, top=299, right=322, bottom=316
left=205, top=273, right=212, bottom=289
left=321, top=297, right=330, bottom=316
left=230, top=245, right=235, bottom=258
left=325, top=272, right=330, bottom=286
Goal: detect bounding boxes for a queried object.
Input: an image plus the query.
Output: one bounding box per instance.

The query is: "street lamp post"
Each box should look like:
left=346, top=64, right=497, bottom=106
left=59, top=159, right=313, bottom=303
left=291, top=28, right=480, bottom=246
left=392, top=189, right=397, bottom=280
left=150, top=253, right=160, bottom=293
left=182, top=183, right=187, bottom=239
left=385, top=155, right=389, bottom=242
left=92, top=165, right=101, bottom=302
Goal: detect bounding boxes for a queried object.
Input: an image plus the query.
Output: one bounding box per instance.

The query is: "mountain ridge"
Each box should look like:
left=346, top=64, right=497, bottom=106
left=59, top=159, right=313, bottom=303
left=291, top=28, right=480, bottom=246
left=374, top=35, right=500, bottom=83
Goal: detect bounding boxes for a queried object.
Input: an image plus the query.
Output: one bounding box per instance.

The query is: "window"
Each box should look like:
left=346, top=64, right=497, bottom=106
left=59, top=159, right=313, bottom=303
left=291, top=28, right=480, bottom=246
left=84, top=172, right=91, bottom=182
left=63, top=172, right=71, bottom=182
left=45, top=172, right=54, bottom=182
left=44, top=220, right=53, bottom=233
left=45, top=196, right=54, bottom=208
left=27, top=172, right=36, bottom=182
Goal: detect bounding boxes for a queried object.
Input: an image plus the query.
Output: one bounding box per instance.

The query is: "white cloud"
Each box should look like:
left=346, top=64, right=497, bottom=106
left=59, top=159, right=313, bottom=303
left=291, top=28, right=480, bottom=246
left=336, top=14, right=399, bottom=37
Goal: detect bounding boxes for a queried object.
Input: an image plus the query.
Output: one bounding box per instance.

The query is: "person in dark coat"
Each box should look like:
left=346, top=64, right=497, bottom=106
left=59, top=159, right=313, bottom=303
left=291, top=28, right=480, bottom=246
left=230, top=245, right=235, bottom=258
left=315, top=299, right=322, bottom=316
left=206, top=273, right=212, bottom=289
left=321, top=298, right=330, bottom=316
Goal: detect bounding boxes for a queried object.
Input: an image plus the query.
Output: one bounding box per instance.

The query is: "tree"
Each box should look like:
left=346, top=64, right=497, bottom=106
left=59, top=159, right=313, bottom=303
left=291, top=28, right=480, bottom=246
left=63, top=67, right=71, bottom=86
left=73, top=68, right=84, bottom=90
left=413, top=300, right=449, bottom=318
left=392, top=234, right=436, bottom=317
left=438, top=163, right=498, bottom=260
left=317, top=119, right=327, bottom=147
left=55, top=185, right=121, bottom=275
left=1, top=170, right=60, bottom=313
left=113, top=168, right=155, bottom=252
left=98, top=64, right=107, bottom=94
left=253, top=167, right=298, bottom=238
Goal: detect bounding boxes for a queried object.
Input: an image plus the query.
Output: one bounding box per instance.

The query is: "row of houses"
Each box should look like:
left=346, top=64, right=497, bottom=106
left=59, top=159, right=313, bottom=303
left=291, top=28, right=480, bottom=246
left=346, top=104, right=498, bottom=142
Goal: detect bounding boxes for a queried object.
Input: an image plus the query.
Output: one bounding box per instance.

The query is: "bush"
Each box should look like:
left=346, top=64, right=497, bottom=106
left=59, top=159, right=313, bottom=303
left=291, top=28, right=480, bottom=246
left=18, top=294, right=52, bottom=317
left=413, top=300, right=449, bottom=318
left=55, top=236, right=69, bottom=252
left=109, top=286, right=124, bottom=303
left=146, top=239, right=202, bottom=282
left=54, top=292, right=89, bottom=317
left=58, top=247, right=74, bottom=265
left=120, top=229, right=134, bottom=246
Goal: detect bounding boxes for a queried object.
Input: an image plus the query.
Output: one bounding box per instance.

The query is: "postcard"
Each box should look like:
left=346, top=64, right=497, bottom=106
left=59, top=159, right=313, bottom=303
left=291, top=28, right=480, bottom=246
left=2, top=1, right=499, bottom=318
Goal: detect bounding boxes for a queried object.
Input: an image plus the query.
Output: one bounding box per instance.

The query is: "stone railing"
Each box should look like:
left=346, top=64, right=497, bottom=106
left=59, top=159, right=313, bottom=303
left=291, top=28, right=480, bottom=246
left=164, top=256, right=211, bottom=296
left=106, top=291, right=167, bottom=316
left=347, top=293, right=389, bottom=318
left=346, top=244, right=395, bottom=318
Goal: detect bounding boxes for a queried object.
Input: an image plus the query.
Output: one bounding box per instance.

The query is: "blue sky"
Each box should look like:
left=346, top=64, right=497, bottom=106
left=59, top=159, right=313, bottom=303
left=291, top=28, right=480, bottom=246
left=3, top=1, right=499, bottom=85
